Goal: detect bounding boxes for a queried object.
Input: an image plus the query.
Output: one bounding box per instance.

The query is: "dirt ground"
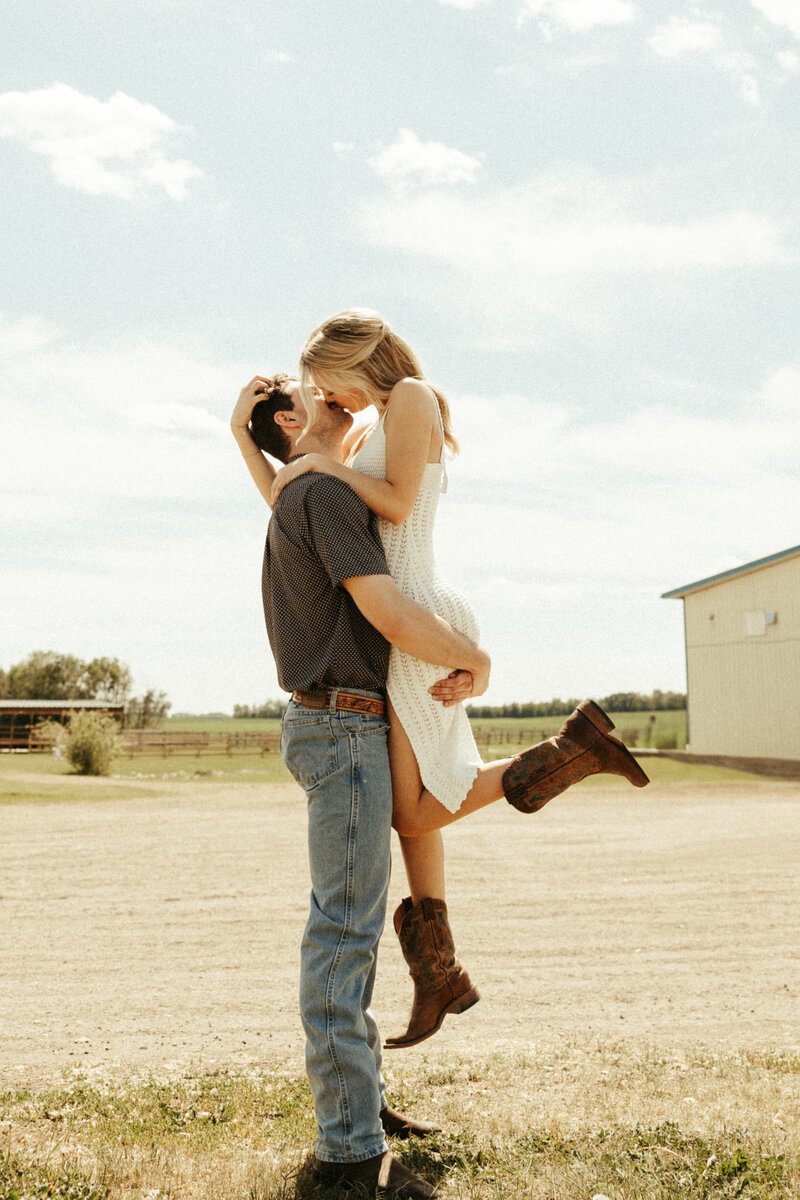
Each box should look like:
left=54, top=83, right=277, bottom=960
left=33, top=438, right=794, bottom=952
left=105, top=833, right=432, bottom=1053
left=2, top=773, right=799, bottom=1088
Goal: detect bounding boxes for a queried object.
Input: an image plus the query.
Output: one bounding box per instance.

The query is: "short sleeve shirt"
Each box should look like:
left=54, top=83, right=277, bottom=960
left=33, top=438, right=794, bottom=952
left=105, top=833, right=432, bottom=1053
left=262, top=467, right=392, bottom=693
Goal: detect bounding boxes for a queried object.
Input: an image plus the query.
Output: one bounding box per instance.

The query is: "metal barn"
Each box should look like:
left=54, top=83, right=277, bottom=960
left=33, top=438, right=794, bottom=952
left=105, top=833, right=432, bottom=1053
left=663, top=544, right=800, bottom=760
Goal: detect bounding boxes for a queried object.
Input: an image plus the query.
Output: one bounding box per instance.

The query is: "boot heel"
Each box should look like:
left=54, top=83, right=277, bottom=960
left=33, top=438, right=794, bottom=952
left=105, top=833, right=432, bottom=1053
left=579, top=700, right=615, bottom=733
left=451, top=985, right=480, bottom=1015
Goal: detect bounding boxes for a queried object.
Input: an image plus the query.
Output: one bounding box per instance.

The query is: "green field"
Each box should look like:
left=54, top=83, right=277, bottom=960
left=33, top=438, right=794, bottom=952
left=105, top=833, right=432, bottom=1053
left=1, top=707, right=777, bottom=798
left=469, top=708, right=687, bottom=750
left=166, top=709, right=686, bottom=747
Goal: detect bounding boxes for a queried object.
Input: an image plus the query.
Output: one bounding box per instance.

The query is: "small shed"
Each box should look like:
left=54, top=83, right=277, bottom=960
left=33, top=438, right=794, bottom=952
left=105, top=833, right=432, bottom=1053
left=0, top=700, right=126, bottom=751
left=662, top=544, right=800, bottom=760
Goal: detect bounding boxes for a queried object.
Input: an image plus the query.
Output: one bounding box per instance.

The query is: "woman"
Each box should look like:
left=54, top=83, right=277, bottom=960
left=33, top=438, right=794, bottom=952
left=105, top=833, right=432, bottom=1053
left=271, top=310, right=650, bottom=1050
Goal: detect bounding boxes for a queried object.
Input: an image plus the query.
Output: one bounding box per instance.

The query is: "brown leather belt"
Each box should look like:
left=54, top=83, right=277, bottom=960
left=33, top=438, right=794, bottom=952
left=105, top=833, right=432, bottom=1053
left=292, top=689, right=386, bottom=718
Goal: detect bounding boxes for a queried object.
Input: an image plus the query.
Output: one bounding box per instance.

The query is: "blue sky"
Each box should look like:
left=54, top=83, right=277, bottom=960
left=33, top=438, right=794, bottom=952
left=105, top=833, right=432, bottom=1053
left=2, top=0, right=798, bottom=712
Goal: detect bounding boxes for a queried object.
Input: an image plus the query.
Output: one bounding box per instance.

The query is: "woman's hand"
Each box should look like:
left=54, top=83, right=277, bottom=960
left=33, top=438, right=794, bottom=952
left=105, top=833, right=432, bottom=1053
left=428, top=670, right=475, bottom=708
left=271, top=454, right=333, bottom=506
left=231, top=376, right=272, bottom=430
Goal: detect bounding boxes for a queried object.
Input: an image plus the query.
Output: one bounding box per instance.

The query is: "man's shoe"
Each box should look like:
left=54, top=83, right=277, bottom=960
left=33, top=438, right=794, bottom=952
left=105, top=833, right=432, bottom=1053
left=380, top=1105, right=441, bottom=1139
left=314, top=1150, right=437, bottom=1196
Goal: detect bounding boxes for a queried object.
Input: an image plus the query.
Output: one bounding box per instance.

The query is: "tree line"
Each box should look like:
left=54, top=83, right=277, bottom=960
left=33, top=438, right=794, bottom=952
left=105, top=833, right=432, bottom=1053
left=233, top=700, right=286, bottom=719
left=0, top=651, right=171, bottom=729
left=465, top=690, right=686, bottom=718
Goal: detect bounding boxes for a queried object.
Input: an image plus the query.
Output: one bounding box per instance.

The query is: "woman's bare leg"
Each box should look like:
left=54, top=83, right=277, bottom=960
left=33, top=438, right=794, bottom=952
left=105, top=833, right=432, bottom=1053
left=387, top=699, right=447, bottom=899
left=398, top=830, right=446, bottom=903
left=386, top=699, right=480, bottom=1049
left=387, top=698, right=514, bottom=839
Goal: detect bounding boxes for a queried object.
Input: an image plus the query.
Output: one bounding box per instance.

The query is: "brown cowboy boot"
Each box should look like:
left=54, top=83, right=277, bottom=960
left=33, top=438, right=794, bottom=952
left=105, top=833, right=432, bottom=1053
left=384, top=897, right=480, bottom=1050
left=503, top=699, right=650, bottom=813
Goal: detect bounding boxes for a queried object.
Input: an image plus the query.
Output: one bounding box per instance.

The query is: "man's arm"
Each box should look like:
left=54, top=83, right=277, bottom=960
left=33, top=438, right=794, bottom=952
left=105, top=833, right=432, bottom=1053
left=343, top=574, right=490, bottom=698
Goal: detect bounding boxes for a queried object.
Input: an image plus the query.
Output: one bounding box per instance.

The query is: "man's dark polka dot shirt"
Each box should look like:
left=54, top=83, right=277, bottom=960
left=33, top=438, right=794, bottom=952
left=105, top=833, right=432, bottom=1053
left=262, top=470, right=392, bottom=694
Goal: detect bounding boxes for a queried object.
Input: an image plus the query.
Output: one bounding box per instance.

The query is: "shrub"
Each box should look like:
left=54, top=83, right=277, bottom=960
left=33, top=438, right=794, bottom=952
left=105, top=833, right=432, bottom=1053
left=65, top=710, right=119, bottom=776
left=32, top=719, right=67, bottom=754
left=654, top=730, right=679, bottom=750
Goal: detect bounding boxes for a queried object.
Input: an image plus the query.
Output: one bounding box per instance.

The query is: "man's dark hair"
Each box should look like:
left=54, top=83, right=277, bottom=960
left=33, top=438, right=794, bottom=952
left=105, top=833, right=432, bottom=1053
left=249, top=374, right=299, bottom=463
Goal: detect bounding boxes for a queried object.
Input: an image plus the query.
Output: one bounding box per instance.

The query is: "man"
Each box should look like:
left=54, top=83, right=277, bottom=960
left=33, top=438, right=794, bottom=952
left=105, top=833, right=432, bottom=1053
left=231, top=375, right=488, bottom=1197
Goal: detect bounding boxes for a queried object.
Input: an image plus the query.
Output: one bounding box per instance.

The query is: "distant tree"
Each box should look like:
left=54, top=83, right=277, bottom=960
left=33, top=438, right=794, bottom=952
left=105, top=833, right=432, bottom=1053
left=78, top=657, right=132, bottom=704
left=4, top=651, right=133, bottom=703
left=124, top=689, right=172, bottom=729
left=599, top=692, right=646, bottom=713
left=0, top=667, right=8, bottom=699
left=6, top=651, right=87, bottom=699
left=233, top=699, right=286, bottom=718
left=467, top=690, right=686, bottom=718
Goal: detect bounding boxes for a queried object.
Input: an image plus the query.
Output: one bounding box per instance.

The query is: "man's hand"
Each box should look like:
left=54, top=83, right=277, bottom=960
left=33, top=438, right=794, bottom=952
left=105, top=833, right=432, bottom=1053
left=231, top=376, right=271, bottom=430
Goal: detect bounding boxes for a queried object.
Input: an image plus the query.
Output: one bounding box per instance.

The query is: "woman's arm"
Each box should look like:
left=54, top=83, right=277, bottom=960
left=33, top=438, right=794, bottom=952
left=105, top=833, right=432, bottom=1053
left=230, top=377, right=283, bottom=508
left=270, top=379, right=438, bottom=522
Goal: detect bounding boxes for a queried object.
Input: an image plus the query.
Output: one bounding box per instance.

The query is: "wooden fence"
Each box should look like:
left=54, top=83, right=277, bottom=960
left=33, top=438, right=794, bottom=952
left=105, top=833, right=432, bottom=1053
left=473, top=727, right=550, bottom=751
left=4, top=725, right=544, bottom=757
left=118, top=730, right=282, bottom=757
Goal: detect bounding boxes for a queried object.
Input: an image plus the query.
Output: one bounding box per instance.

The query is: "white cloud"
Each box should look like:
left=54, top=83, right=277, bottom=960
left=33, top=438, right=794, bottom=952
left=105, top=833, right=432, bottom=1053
left=521, top=0, right=636, bottom=32
left=437, top=0, right=490, bottom=7
left=749, top=0, right=800, bottom=40
left=648, top=18, right=763, bottom=103
left=265, top=50, right=294, bottom=63
left=428, top=367, right=800, bottom=701
left=776, top=47, right=800, bottom=70
left=368, top=128, right=482, bottom=187
left=0, top=319, right=247, bottom=503
left=362, top=168, right=789, bottom=277
left=739, top=72, right=762, bottom=104
left=441, top=367, right=800, bottom=592
left=0, top=83, right=201, bottom=200
left=0, top=312, right=63, bottom=359
left=648, top=16, right=721, bottom=57
left=131, top=402, right=228, bottom=439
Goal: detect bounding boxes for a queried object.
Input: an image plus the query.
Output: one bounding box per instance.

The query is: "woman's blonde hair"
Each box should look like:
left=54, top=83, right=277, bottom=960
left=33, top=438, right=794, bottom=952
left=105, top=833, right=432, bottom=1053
left=299, top=308, right=458, bottom=454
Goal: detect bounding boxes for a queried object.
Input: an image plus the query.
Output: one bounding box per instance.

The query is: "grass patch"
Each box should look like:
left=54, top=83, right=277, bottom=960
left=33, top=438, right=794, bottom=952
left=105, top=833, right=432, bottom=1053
left=2, top=1044, right=798, bottom=1199
left=0, top=773, right=156, bottom=806
left=110, top=753, right=291, bottom=783
left=0, top=748, right=292, bottom=795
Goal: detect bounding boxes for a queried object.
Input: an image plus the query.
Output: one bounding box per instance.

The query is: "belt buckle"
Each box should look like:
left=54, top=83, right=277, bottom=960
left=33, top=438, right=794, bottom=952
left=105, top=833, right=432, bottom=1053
left=300, top=690, right=328, bottom=710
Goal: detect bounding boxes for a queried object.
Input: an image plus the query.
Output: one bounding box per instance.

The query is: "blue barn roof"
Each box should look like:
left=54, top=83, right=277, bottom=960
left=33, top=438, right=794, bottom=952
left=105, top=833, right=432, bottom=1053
left=662, top=543, right=800, bottom=600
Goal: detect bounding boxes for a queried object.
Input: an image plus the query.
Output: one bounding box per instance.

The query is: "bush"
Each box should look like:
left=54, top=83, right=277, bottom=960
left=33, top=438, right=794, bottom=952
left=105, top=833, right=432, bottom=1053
left=65, top=710, right=119, bottom=776
left=654, top=730, right=680, bottom=750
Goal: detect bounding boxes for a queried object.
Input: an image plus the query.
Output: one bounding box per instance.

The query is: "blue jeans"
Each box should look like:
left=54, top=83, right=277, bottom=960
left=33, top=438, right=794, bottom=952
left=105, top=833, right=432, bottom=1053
left=281, top=692, right=392, bottom=1163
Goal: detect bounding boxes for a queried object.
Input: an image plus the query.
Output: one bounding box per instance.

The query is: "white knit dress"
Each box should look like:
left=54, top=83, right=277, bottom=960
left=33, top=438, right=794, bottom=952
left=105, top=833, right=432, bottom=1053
left=351, top=412, right=483, bottom=813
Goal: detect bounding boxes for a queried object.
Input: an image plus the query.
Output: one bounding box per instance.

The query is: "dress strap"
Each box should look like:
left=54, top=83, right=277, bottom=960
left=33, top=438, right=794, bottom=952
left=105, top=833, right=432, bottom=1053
left=433, top=398, right=448, bottom=493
